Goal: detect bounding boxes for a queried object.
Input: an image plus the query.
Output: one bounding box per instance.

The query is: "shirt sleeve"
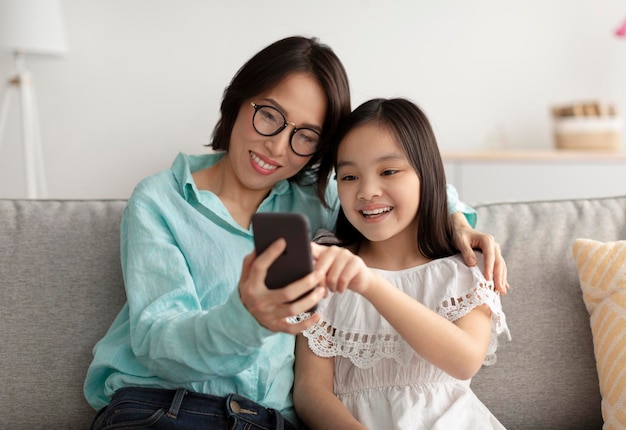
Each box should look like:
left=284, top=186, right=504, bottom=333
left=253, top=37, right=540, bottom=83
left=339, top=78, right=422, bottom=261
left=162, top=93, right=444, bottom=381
left=121, top=198, right=275, bottom=382
left=446, top=183, right=477, bottom=228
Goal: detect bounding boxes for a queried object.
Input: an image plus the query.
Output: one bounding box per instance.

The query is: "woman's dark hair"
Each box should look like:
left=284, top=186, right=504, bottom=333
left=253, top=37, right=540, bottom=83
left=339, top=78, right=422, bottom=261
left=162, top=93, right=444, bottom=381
left=322, top=98, right=457, bottom=259
left=210, top=36, right=351, bottom=204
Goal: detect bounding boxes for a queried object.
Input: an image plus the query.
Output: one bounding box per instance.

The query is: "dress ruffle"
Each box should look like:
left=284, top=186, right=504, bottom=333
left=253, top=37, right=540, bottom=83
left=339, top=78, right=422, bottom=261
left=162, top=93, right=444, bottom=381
left=303, top=254, right=511, bottom=370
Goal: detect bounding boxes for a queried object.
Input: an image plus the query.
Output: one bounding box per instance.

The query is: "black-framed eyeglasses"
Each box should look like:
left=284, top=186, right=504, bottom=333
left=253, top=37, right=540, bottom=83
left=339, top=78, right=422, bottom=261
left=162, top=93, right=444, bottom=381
left=250, top=101, right=321, bottom=157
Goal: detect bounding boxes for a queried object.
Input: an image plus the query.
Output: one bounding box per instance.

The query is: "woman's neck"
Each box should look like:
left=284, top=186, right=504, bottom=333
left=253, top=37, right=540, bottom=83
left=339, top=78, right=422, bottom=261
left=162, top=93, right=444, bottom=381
left=192, top=154, right=270, bottom=228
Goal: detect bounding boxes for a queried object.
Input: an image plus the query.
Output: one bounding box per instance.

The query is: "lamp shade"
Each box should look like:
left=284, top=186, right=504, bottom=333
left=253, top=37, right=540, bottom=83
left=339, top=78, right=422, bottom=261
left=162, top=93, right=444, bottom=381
left=0, top=0, right=68, bottom=56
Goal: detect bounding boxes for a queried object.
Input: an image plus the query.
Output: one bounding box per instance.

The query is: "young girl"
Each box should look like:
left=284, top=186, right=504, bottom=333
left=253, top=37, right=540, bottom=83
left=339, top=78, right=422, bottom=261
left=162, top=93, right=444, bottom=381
left=295, top=98, right=511, bottom=429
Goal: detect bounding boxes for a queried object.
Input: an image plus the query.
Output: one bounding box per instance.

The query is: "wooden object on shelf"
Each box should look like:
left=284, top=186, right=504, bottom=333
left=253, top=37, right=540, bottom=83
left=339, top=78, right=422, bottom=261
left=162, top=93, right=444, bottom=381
left=551, top=101, right=623, bottom=151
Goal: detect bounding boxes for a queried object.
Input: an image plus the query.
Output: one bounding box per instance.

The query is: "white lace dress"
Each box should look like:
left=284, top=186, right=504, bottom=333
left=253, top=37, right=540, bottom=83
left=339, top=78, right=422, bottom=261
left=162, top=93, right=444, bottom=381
left=302, top=254, right=511, bottom=430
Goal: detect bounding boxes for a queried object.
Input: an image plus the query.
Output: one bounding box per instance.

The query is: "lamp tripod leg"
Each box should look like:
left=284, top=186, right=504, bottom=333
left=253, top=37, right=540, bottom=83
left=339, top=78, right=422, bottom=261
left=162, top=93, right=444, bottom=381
left=2, top=52, right=48, bottom=199
left=18, top=71, right=41, bottom=199
left=0, top=82, right=15, bottom=156
left=30, top=84, right=47, bottom=198
left=19, top=72, right=38, bottom=198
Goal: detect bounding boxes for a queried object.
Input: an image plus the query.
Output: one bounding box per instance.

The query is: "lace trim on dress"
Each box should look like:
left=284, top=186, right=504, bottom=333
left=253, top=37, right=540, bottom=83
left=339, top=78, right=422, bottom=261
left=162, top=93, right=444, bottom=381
left=436, top=280, right=510, bottom=366
left=303, top=320, right=415, bottom=369
left=303, top=279, right=510, bottom=369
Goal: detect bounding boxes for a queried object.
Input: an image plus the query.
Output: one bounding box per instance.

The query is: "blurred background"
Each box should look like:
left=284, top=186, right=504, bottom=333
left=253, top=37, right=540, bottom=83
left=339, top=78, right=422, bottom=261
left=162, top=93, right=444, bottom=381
left=0, top=0, right=624, bottom=201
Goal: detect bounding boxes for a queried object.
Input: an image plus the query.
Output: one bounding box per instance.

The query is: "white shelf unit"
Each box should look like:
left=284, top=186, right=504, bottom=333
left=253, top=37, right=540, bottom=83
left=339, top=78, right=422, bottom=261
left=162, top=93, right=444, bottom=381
left=442, top=150, right=626, bottom=204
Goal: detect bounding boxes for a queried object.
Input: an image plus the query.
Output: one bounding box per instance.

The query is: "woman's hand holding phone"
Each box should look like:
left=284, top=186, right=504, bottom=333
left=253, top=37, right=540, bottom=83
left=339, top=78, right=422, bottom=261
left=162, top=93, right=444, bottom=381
left=239, top=235, right=324, bottom=334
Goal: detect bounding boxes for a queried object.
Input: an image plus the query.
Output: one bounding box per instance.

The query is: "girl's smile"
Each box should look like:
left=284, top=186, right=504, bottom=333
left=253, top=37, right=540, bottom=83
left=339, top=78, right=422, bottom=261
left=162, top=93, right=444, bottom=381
left=358, top=204, right=393, bottom=221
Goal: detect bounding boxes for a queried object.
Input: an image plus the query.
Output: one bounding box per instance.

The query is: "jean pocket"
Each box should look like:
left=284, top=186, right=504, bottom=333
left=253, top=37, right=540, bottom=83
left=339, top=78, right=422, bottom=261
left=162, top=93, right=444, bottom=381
left=99, top=404, right=167, bottom=429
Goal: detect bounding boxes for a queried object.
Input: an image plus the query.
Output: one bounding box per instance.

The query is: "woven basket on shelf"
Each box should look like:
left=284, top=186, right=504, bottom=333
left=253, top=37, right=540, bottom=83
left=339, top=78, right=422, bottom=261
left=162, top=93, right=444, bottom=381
left=554, top=117, right=623, bottom=151
left=552, top=102, right=623, bottom=151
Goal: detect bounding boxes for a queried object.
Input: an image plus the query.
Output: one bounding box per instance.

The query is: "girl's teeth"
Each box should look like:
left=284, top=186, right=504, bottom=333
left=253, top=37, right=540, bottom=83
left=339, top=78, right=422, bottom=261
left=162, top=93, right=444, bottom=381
left=361, top=207, right=391, bottom=216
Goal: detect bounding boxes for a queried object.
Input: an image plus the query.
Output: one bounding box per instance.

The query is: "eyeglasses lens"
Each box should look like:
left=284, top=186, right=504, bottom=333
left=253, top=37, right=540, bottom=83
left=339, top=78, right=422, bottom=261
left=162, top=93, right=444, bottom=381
left=252, top=105, right=320, bottom=156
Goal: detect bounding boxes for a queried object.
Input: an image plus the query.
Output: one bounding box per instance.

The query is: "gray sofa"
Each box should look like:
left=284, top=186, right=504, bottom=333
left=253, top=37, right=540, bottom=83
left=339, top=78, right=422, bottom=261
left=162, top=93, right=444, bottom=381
left=2, top=195, right=625, bottom=429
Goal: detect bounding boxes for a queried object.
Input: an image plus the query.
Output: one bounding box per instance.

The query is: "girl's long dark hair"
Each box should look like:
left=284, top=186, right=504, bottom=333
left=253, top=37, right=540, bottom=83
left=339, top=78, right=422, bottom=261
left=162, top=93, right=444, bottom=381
left=320, top=98, right=457, bottom=259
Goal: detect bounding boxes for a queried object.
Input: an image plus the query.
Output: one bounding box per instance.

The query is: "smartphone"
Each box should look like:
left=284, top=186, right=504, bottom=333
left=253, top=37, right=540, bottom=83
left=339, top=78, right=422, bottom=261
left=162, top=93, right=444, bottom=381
left=252, top=212, right=314, bottom=290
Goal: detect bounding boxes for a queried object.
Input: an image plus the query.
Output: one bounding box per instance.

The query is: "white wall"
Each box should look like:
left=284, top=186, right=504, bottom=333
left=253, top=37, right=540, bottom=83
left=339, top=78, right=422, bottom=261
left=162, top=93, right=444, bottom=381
left=1, top=0, right=624, bottom=199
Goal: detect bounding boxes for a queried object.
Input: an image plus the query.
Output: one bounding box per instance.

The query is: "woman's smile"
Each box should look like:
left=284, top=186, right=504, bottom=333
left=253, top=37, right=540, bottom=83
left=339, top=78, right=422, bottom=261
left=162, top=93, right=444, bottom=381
left=249, top=151, right=280, bottom=175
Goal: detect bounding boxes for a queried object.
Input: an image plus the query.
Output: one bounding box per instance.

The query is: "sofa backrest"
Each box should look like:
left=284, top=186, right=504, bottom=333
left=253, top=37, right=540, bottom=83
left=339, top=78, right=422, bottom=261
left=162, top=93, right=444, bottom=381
left=471, top=195, right=626, bottom=430
left=1, top=195, right=625, bottom=429
left=0, top=199, right=128, bottom=429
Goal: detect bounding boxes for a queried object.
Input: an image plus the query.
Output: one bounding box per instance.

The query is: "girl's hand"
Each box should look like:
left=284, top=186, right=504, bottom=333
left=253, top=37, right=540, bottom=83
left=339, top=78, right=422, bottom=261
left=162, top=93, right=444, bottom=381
left=238, top=239, right=325, bottom=334
left=311, top=243, right=375, bottom=296
left=451, top=213, right=509, bottom=295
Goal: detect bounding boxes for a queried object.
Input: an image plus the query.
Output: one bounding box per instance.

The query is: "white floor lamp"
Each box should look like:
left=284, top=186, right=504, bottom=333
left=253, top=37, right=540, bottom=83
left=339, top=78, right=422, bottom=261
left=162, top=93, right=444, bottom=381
left=0, top=0, right=68, bottom=198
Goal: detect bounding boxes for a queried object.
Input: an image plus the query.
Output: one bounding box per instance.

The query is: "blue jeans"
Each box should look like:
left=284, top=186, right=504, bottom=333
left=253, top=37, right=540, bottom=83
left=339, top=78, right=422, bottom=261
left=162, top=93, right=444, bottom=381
left=90, top=387, right=298, bottom=430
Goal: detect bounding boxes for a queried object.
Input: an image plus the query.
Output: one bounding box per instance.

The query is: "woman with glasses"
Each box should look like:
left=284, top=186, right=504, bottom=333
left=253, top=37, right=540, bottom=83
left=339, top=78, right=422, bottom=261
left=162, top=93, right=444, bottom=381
left=84, top=36, right=508, bottom=429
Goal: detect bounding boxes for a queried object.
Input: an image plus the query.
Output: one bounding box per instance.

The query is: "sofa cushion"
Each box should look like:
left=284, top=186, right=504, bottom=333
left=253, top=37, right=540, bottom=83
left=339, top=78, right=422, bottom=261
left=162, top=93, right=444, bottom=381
left=0, top=199, right=128, bottom=429
left=573, top=238, right=626, bottom=428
